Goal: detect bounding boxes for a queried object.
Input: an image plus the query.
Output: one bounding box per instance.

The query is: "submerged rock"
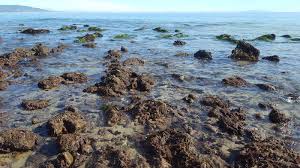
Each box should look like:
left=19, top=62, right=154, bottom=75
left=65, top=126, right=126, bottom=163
left=255, top=34, right=276, bottom=41
left=269, top=108, right=289, bottom=124
left=123, top=58, right=145, bottom=66
left=231, top=41, right=260, bottom=61
left=262, top=55, right=280, bottom=62
left=105, top=49, right=122, bottom=60
left=58, top=25, right=77, bottom=31
left=120, top=46, right=128, bottom=52
left=75, top=32, right=102, bottom=43
left=82, top=43, right=96, bottom=48
left=256, top=83, right=276, bottom=91
left=194, top=50, right=212, bottom=60
left=38, top=76, right=64, bottom=90
left=222, top=76, right=248, bottom=87
left=235, top=138, right=300, bottom=167
left=182, top=94, right=197, bottom=104
left=216, top=34, right=238, bottom=44
left=0, top=129, right=37, bottom=153
left=130, top=74, right=155, bottom=92
left=47, top=111, right=87, bottom=136
left=153, top=27, right=168, bottom=33
left=21, top=99, right=49, bottom=111
left=281, top=35, right=292, bottom=38
left=201, top=95, right=229, bottom=108
left=21, top=28, right=50, bottom=35
left=173, top=40, right=186, bottom=46
left=32, top=43, right=50, bottom=56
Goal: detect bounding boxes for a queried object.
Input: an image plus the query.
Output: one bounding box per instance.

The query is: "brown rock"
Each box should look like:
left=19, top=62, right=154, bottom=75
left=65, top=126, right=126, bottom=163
left=58, top=134, right=92, bottom=154
left=104, top=106, right=127, bottom=127
left=256, top=83, right=276, bottom=91
left=123, top=58, right=145, bottom=66
left=61, top=72, right=88, bottom=84
left=222, top=76, right=248, bottom=87
left=32, top=43, right=50, bottom=56
left=82, top=43, right=96, bottom=48
left=183, top=94, right=197, bottom=104
left=231, top=41, right=260, bottom=61
left=201, top=96, right=229, bottom=108
left=47, top=111, right=87, bottom=136
left=0, top=81, right=8, bottom=91
left=269, top=108, right=289, bottom=124
left=38, top=76, right=64, bottom=90
left=21, top=99, right=49, bottom=110
left=0, top=129, right=37, bottom=153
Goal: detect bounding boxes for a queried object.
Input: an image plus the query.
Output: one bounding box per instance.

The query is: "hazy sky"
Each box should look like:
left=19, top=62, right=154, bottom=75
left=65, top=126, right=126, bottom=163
left=1, top=0, right=300, bottom=12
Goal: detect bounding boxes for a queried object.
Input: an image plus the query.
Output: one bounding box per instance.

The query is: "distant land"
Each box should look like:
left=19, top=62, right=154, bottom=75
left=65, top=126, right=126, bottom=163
left=0, top=5, right=48, bottom=12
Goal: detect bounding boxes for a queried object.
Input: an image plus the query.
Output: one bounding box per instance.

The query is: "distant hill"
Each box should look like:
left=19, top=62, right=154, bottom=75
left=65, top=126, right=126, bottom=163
left=0, top=5, right=48, bottom=12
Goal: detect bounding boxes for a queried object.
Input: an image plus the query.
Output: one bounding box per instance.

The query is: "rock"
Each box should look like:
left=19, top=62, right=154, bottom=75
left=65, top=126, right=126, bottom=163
left=58, top=25, right=77, bottom=31
left=262, top=55, right=280, bottom=62
left=182, top=94, right=197, bottom=104
left=38, top=76, right=64, bottom=90
left=120, top=46, right=128, bottom=52
left=255, top=34, right=276, bottom=41
left=173, top=40, right=186, bottom=46
left=103, top=106, right=127, bottom=127
left=222, top=76, right=248, bottom=87
left=82, top=43, right=96, bottom=48
left=175, top=52, right=190, bottom=57
left=172, top=74, right=186, bottom=82
left=127, top=100, right=174, bottom=125
left=21, top=99, right=49, bottom=111
left=216, top=34, right=238, bottom=43
left=153, top=27, right=168, bottom=33
left=142, top=129, right=226, bottom=167
left=105, top=49, right=122, bottom=60
left=281, top=35, right=292, bottom=38
left=131, top=74, right=155, bottom=92
left=58, top=134, right=92, bottom=154
left=56, top=152, right=74, bottom=167
left=258, top=102, right=273, bottom=110
left=21, top=28, right=50, bottom=35
left=47, top=111, right=87, bottom=136
left=231, top=41, right=260, bottom=61
left=32, top=43, right=50, bottom=56
left=0, top=81, right=9, bottom=91
left=194, top=50, right=212, bottom=60
left=235, top=138, right=300, bottom=168
left=256, top=83, right=276, bottom=91
left=61, top=72, right=88, bottom=84
left=269, top=108, right=289, bottom=123
left=50, top=44, right=68, bottom=54
left=201, top=96, right=229, bottom=108
left=75, top=33, right=102, bottom=43
left=123, top=58, right=145, bottom=66
left=291, top=38, right=300, bottom=41
left=0, top=48, right=35, bottom=67
left=0, top=129, right=37, bottom=153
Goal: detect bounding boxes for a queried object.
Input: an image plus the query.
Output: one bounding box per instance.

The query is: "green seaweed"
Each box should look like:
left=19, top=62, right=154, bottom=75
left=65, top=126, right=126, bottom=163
left=255, top=34, right=276, bottom=42
left=216, top=34, right=238, bottom=44
left=58, top=25, right=77, bottom=31
left=74, top=32, right=103, bottom=43
left=160, top=34, right=174, bottom=39
left=113, top=34, right=130, bottom=39
left=88, top=26, right=104, bottom=32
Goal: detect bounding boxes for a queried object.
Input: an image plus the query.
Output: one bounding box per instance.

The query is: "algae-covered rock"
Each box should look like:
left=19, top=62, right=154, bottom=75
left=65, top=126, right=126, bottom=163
left=255, top=34, right=276, bottom=41
left=58, top=25, right=77, bottom=31
left=153, top=27, right=168, bottom=33
left=113, top=34, right=130, bottom=39
left=88, top=26, right=104, bottom=32
left=74, top=32, right=103, bottom=43
left=216, top=34, right=238, bottom=44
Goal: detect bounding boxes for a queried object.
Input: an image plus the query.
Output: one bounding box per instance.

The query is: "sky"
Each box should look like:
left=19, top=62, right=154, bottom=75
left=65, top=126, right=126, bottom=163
left=1, top=0, right=300, bottom=12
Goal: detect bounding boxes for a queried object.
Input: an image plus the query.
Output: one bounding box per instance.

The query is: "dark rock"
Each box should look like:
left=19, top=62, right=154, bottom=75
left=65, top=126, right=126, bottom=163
left=269, top=108, right=289, bottom=124
left=47, top=111, right=87, bottom=136
left=173, top=40, right=186, bottom=46
left=235, top=138, right=300, bottom=168
left=291, top=38, right=300, bottom=41
left=50, top=44, right=68, bottom=54
left=38, top=76, right=64, bottom=90
left=21, top=28, right=50, bottom=35
left=0, top=129, right=37, bottom=153
left=231, top=41, right=260, bottom=61
left=21, top=99, right=49, bottom=111
left=153, top=27, right=168, bottom=33
left=194, top=50, right=212, bottom=60
left=222, top=76, right=248, bottom=87
left=82, top=43, right=96, bottom=48
left=105, top=49, right=122, bottom=60
left=175, top=52, right=189, bottom=57
left=201, top=96, right=229, bottom=108
left=281, top=35, right=292, bottom=38
left=255, top=34, right=276, bottom=41
left=258, top=102, right=273, bottom=110
left=262, top=55, right=280, bottom=62
left=256, top=83, right=276, bottom=91
left=120, top=46, right=128, bottom=52
left=123, top=58, right=144, bottom=66
left=183, top=94, right=197, bottom=104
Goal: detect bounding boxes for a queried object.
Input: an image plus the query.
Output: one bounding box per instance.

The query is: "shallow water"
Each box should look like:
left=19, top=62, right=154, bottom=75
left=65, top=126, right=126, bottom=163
left=0, top=12, right=300, bottom=166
